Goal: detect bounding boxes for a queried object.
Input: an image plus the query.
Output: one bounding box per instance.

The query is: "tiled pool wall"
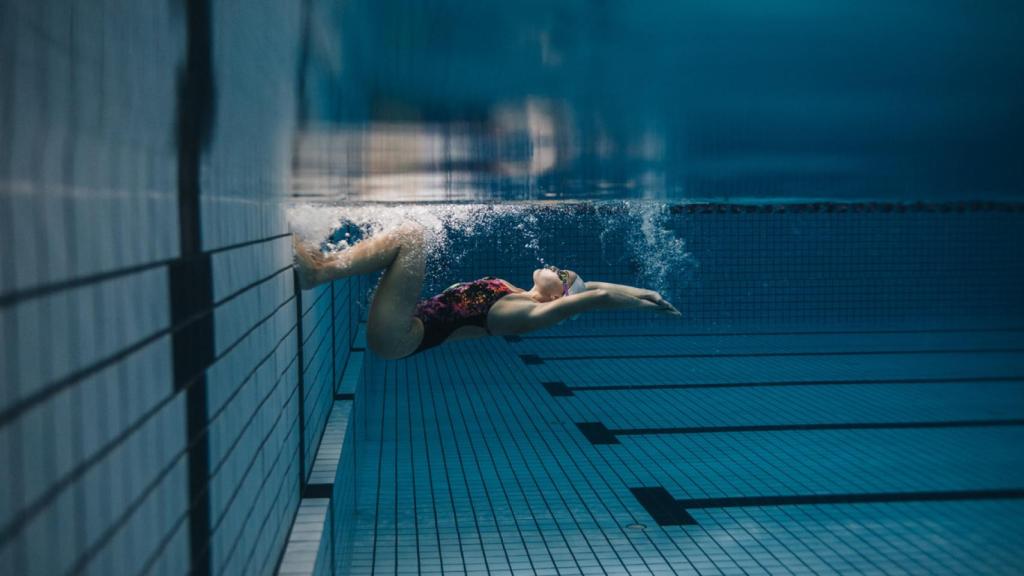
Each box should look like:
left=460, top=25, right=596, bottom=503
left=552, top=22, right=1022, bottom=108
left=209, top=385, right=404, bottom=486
left=0, top=1, right=362, bottom=575
left=424, top=203, right=1024, bottom=333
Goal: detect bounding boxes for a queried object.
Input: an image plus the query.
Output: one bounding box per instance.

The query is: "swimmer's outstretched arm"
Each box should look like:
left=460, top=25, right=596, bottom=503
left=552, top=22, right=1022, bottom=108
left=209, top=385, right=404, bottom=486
left=515, top=288, right=680, bottom=333
left=580, top=281, right=680, bottom=315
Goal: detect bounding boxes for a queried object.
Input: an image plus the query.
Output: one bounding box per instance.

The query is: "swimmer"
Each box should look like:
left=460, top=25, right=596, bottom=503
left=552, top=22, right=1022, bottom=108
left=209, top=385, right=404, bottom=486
left=293, top=222, right=681, bottom=360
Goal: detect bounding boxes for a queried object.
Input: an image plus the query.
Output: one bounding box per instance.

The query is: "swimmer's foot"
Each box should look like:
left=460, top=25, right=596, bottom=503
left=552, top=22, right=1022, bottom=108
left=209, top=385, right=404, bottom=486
left=293, top=236, right=326, bottom=290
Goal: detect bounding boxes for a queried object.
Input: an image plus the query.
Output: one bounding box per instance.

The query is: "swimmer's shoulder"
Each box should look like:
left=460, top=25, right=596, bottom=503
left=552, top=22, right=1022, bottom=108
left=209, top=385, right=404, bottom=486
left=487, top=292, right=537, bottom=334
left=494, top=278, right=527, bottom=294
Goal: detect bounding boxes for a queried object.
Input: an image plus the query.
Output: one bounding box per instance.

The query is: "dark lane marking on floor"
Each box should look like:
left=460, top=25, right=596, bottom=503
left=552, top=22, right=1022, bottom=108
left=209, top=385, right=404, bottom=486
left=630, top=486, right=1024, bottom=526
left=576, top=422, right=619, bottom=444
left=577, top=419, right=1024, bottom=445
left=520, top=348, right=1024, bottom=364
left=630, top=487, right=697, bottom=526
left=519, top=354, right=544, bottom=365
left=512, top=327, right=1024, bottom=341
left=542, top=381, right=574, bottom=397
left=549, top=375, right=1024, bottom=394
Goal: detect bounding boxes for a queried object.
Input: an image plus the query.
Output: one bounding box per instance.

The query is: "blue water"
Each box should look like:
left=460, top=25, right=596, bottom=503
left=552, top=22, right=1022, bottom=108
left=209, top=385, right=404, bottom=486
left=310, top=200, right=1024, bottom=574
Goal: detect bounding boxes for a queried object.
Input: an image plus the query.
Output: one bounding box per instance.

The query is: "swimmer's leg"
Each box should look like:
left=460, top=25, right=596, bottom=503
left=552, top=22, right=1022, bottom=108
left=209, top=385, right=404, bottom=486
left=293, top=222, right=423, bottom=289
left=365, top=223, right=427, bottom=359
left=294, top=222, right=427, bottom=359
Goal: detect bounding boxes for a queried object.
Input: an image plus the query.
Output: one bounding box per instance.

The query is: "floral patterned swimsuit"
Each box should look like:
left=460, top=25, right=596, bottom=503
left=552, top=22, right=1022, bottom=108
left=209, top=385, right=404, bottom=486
left=411, top=277, right=516, bottom=355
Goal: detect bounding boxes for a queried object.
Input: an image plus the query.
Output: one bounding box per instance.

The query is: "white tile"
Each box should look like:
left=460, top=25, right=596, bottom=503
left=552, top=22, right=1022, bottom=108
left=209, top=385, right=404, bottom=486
left=0, top=307, right=10, bottom=408
left=66, top=192, right=91, bottom=276
left=23, top=496, right=58, bottom=576
left=0, top=423, right=11, bottom=530
left=0, top=195, right=15, bottom=294
left=78, top=374, right=102, bottom=459
left=95, top=193, right=117, bottom=274
left=52, top=385, right=77, bottom=479
left=10, top=26, right=41, bottom=185
left=52, top=482, right=81, bottom=574
left=14, top=298, right=44, bottom=398
left=10, top=194, right=41, bottom=291
left=75, top=284, right=98, bottom=371
left=48, top=289, right=73, bottom=383
left=101, top=365, right=124, bottom=448
left=18, top=399, right=55, bottom=518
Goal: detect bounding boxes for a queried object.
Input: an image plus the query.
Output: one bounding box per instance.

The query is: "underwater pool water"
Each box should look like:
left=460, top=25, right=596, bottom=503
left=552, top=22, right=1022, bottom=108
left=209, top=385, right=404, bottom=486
left=283, top=199, right=1024, bottom=575
left=5, top=1, right=1024, bottom=573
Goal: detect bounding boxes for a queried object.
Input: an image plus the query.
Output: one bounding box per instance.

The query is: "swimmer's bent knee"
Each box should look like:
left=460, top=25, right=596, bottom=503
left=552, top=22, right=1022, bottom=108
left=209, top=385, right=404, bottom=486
left=367, top=325, right=421, bottom=360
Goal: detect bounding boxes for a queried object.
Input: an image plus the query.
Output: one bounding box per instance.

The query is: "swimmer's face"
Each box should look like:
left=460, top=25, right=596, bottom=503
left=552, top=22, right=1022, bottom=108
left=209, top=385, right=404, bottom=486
left=531, top=266, right=577, bottom=302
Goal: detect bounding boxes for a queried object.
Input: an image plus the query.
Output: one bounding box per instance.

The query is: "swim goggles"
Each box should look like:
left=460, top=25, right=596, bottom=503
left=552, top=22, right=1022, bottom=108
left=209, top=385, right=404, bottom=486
left=544, top=265, right=571, bottom=296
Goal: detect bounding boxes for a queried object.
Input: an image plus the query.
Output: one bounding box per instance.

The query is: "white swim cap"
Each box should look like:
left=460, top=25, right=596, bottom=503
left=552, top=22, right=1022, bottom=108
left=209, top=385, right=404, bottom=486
left=558, top=273, right=587, bottom=324
left=568, top=273, right=587, bottom=296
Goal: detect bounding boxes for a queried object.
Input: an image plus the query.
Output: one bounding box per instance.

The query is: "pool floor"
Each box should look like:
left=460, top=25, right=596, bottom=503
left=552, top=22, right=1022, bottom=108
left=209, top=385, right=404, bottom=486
left=345, top=329, right=1024, bottom=575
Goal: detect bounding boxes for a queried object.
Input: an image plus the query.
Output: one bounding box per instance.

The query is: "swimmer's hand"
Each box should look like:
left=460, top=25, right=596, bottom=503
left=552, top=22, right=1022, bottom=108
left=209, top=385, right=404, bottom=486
left=601, top=290, right=682, bottom=317
left=634, top=289, right=681, bottom=316
left=584, top=282, right=680, bottom=317
left=293, top=236, right=326, bottom=289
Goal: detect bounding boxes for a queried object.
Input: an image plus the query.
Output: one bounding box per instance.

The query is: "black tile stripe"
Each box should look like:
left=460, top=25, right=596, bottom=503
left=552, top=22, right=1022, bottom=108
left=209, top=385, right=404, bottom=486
left=519, top=354, right=544, bottom=365
left=170, top=256, right=215, bottom=389
left=561, top=375, right=1024, bottom=393
left=612, top=419, right=1024, bottom=436
left=294, top=272, right=307, bottom=494
left=304, top=483, right=334, bottom=499
left=522, top=347, right=1024, bottom=363
left=542, top=381, right=574, bottom=397
left=680, top=489, right=1024, bottom=510
left=576, top=422, right=620, bottom=445
left=629, top=487, right=697, bottom=526
left=579, top=419, right=1024, bottom=444
left=331, top=281, right=337, bottom=399
left=630, top=486, right=1024, bottom=526
left=177, top=0, right=213, bottom=570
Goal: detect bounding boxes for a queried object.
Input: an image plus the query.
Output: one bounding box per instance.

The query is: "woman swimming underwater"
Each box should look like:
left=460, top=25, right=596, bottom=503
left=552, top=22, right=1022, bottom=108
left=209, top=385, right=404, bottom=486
left=293, top=221, right=681, bottom=360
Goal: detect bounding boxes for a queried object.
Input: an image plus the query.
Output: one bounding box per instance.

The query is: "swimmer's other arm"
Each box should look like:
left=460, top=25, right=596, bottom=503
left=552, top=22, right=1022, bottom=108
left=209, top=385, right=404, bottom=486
left=583, top=281, right=679, bottom=314
left=521, top=288, right=674, bottom=332
left=581, top=281, right=644, bottom=297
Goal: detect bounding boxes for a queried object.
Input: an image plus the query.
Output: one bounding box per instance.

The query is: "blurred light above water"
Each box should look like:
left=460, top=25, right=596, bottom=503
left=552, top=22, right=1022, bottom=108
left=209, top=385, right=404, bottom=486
left=298, top=0, right=1024, bottom=203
